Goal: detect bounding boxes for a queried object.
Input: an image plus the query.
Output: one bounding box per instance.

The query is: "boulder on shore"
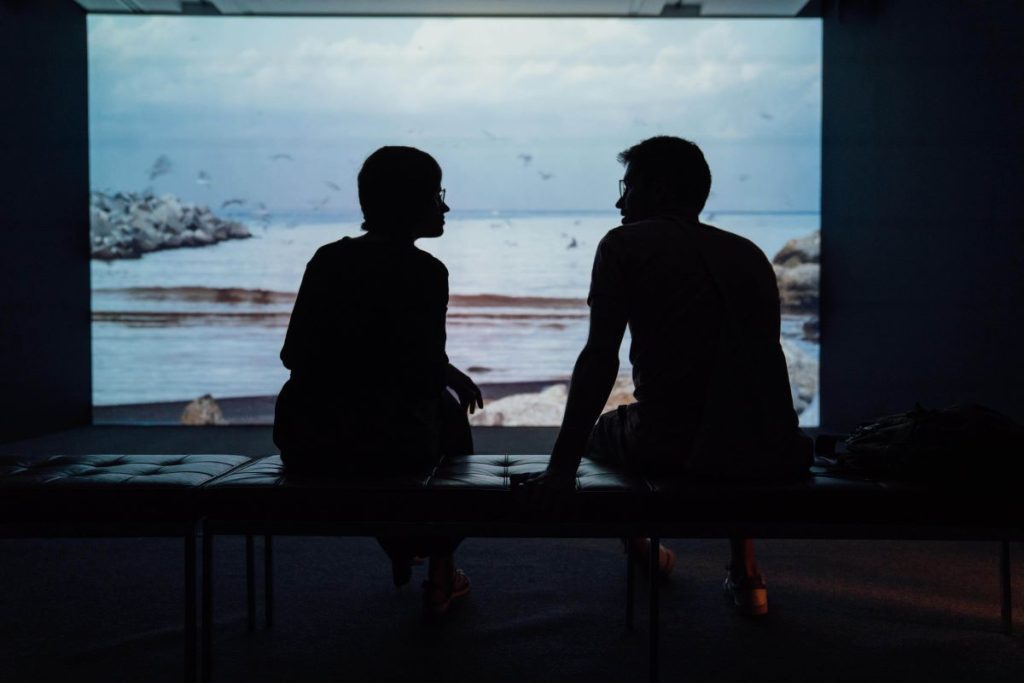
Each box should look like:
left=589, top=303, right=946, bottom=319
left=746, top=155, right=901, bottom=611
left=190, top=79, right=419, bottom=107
left=469, top=383, right=569, bottom=427
left=774, top=262, right=820, bottom=314
left=772, top=230, right=820, bottom=267
left=772, top=229, right=820, bottom=315
left=467, top=357, right=818, bottom=426
left=181, top=394, right=227, bottom=426
left=90, top=190, right=251, bottom=260
left=469, top=376, right=638, bottom=427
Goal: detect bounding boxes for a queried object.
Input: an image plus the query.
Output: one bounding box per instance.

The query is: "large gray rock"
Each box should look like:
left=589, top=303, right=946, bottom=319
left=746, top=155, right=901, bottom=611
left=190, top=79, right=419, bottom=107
left=90, top=190, right=251, bottom=259
left=774, top=262, right=820, bottom=314
left=466, top=360, right=818, bottom=426
left=772, top=230, right=821, bottom=314
left=469, top=384, right=569, bottom=427
left=773, top=230, right=820, bottom=267
left=181, top=394, right=227, bottom=426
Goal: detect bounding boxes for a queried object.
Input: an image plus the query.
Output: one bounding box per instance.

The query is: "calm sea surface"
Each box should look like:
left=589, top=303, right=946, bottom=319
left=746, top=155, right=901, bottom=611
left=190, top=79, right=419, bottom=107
left=91, top=211, right=820, bottom=421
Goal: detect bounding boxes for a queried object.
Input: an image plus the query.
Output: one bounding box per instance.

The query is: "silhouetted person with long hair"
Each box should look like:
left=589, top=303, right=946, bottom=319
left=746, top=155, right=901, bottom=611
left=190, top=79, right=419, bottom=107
left=523, top=136, right=812, bottom=616
left=274, top=146, right=482, bottom=615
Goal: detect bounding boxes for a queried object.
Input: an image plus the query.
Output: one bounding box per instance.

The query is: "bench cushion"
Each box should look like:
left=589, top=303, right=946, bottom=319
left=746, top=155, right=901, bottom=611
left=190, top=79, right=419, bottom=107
left=0, top=454, right=251, bottom=526
left=202, top=454, right=646, bottom=534
left=202, top=455, right=433, bottom=527
left=424, top=454, right=647, bottom=531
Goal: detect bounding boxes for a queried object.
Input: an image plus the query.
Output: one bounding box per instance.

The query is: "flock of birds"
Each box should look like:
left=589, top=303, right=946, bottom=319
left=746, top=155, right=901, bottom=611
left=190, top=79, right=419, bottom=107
left=145, top=152, right=343, bottom=230
left=141, top=114, right=773, bottom=246
left=142, top=134, right=565, bottom=235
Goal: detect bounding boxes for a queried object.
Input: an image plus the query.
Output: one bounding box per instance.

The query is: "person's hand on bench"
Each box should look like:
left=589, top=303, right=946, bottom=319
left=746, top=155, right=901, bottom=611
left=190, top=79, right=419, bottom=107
left=512, top=467, right=576, bottom=510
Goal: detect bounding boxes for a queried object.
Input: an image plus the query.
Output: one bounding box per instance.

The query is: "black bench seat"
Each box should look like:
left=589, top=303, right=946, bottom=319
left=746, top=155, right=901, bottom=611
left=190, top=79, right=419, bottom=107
left=6, top=453, right=1016, bottom=683
left=197, top=453, right=1021, bottom=683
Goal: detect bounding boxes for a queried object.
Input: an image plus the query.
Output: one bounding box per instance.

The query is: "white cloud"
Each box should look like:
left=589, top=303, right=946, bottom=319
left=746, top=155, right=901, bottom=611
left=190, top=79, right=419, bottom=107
left=89, top=17, right=818, bottom=136
left=88, top=16, right=821, bottom=211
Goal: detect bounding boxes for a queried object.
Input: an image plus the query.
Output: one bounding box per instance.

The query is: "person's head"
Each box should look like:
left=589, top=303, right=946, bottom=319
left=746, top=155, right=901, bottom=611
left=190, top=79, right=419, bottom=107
left=358, top=146, right=449, bottom=239
left=615, top=136, right=711, bottom=223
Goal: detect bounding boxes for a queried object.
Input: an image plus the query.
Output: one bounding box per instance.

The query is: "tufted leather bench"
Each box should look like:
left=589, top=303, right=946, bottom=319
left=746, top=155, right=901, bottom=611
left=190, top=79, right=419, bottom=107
left=197, top=454, right=1021, bottom=683
left=8, top=453, right=1014, bottom=683
left=0, top=453, right=252, bottom=683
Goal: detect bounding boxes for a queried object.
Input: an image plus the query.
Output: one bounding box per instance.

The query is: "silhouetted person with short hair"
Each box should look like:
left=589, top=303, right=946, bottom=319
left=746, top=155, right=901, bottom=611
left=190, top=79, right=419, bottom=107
left=522, top=136, right=812, bottom=616
left=274, top=145, right=482, bottom=615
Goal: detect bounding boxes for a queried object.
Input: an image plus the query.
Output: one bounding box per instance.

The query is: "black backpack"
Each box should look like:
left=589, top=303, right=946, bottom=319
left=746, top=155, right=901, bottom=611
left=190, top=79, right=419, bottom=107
left=818, top=403, right=1024, bottom=481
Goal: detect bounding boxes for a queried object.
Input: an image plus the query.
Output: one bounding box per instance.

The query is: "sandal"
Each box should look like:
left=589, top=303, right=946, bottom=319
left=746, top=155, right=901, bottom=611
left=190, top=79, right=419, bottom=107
left=723, top=570, right=768, bottom=617
left=422, top=569, right=471, bottom=616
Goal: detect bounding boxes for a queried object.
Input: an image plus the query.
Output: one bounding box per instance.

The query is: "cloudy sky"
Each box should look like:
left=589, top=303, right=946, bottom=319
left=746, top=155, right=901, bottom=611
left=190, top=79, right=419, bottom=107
left=88, top=16, right=821, bottom=215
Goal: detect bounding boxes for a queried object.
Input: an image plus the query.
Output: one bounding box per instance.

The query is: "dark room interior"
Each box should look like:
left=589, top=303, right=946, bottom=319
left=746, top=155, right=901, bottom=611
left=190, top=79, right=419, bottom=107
left=2, top=1, right=1023, bottom=681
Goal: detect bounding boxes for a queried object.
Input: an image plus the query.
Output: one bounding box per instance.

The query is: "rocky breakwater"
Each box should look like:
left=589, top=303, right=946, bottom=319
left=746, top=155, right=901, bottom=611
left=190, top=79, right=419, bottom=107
left=469, top=377, right=637, bottom=427
left=773, top=229, right=820, bottom=335
left=772, top=229, right=821, bottom=416
left=90, top=191, right=251, bottom=260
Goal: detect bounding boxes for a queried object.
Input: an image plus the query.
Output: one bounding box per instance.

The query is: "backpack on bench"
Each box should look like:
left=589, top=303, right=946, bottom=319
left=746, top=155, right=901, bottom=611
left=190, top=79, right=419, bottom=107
left=819, top=403, right=1024, bottom=481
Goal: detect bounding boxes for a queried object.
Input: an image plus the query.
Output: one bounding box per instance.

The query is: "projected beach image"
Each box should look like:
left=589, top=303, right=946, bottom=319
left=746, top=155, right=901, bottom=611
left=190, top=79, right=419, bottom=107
left=89, top=16, right=821, bottom=426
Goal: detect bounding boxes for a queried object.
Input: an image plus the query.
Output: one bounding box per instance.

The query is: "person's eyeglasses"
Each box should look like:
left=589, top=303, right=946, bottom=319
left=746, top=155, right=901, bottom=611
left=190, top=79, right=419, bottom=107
left=437, top=188, right=446, bottom=204
left=618, top=179, right=628, bottom=199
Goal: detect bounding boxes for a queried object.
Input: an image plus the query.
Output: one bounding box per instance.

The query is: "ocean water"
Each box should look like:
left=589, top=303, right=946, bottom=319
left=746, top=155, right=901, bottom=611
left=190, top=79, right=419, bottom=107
left=91, top=211, right=820, bottom=423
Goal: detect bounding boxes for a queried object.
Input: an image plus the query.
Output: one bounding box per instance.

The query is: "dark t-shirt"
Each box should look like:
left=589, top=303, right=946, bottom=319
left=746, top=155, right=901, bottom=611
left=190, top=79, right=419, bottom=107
left=273, top=236, right=449, bottom=470
left=588, top=217, right=808, bottom=476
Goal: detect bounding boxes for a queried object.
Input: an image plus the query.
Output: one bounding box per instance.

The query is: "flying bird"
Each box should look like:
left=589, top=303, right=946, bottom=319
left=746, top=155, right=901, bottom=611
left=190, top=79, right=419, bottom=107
left=538, top=171, right=554, bottom=181
left=310, top=197, right=330, bottom=211
left=739, top=174, right=750, bottom=182
left=269, top=153, right=293, bottom=161
left=196, top=171, right=212, bottom=186
left=221, top=198, right=245, bottom=209
left=567, top=238, right=578, bottom=249
left=148, top=155, right=172, bottom=181
left=324, top=181, right=341, bottom=192
left=760, top=112, right=774, bottom=121
left=517, top=153, right=533, bottom=166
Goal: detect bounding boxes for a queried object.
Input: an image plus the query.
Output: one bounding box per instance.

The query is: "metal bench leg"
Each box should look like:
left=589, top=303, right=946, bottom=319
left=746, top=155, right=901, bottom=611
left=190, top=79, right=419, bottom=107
left=246, top=535, right=256, bottom=631
left=1001, top=540, right=1012, bottom=635
left=626, top=545, right=636, bottom=632
left=649, top=536, right=660, bottom=683
left=265, top=534, right=274, bottom=628
left=202, top=530, right=213, bottom=683
left=185, top=525, right=197, bottom=683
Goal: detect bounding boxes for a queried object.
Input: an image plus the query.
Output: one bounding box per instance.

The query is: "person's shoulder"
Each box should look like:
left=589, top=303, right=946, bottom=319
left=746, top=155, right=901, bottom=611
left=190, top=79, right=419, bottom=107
left=598, top=221, right=637, bottom=247
left=307, top=236, right=353, bottom=266
left=699, top=222, right=769, bottom=263
left=411, top=245, right=449, bottom=277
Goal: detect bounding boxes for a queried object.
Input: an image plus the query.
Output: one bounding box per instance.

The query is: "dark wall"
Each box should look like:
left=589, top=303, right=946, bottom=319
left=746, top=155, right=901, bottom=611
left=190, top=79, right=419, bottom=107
left=820, top=0, right=1024, bottom=429
left=0, top=0, right=91, bottom=442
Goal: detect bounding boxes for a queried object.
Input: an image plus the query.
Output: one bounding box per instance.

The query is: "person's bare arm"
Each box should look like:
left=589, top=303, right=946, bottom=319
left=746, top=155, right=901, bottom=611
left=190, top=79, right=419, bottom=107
left=514, top=234, right=629, bottom=503
left=547, top=299, right=628, bottom=475
left=517, top=292, right=628, bottom=504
